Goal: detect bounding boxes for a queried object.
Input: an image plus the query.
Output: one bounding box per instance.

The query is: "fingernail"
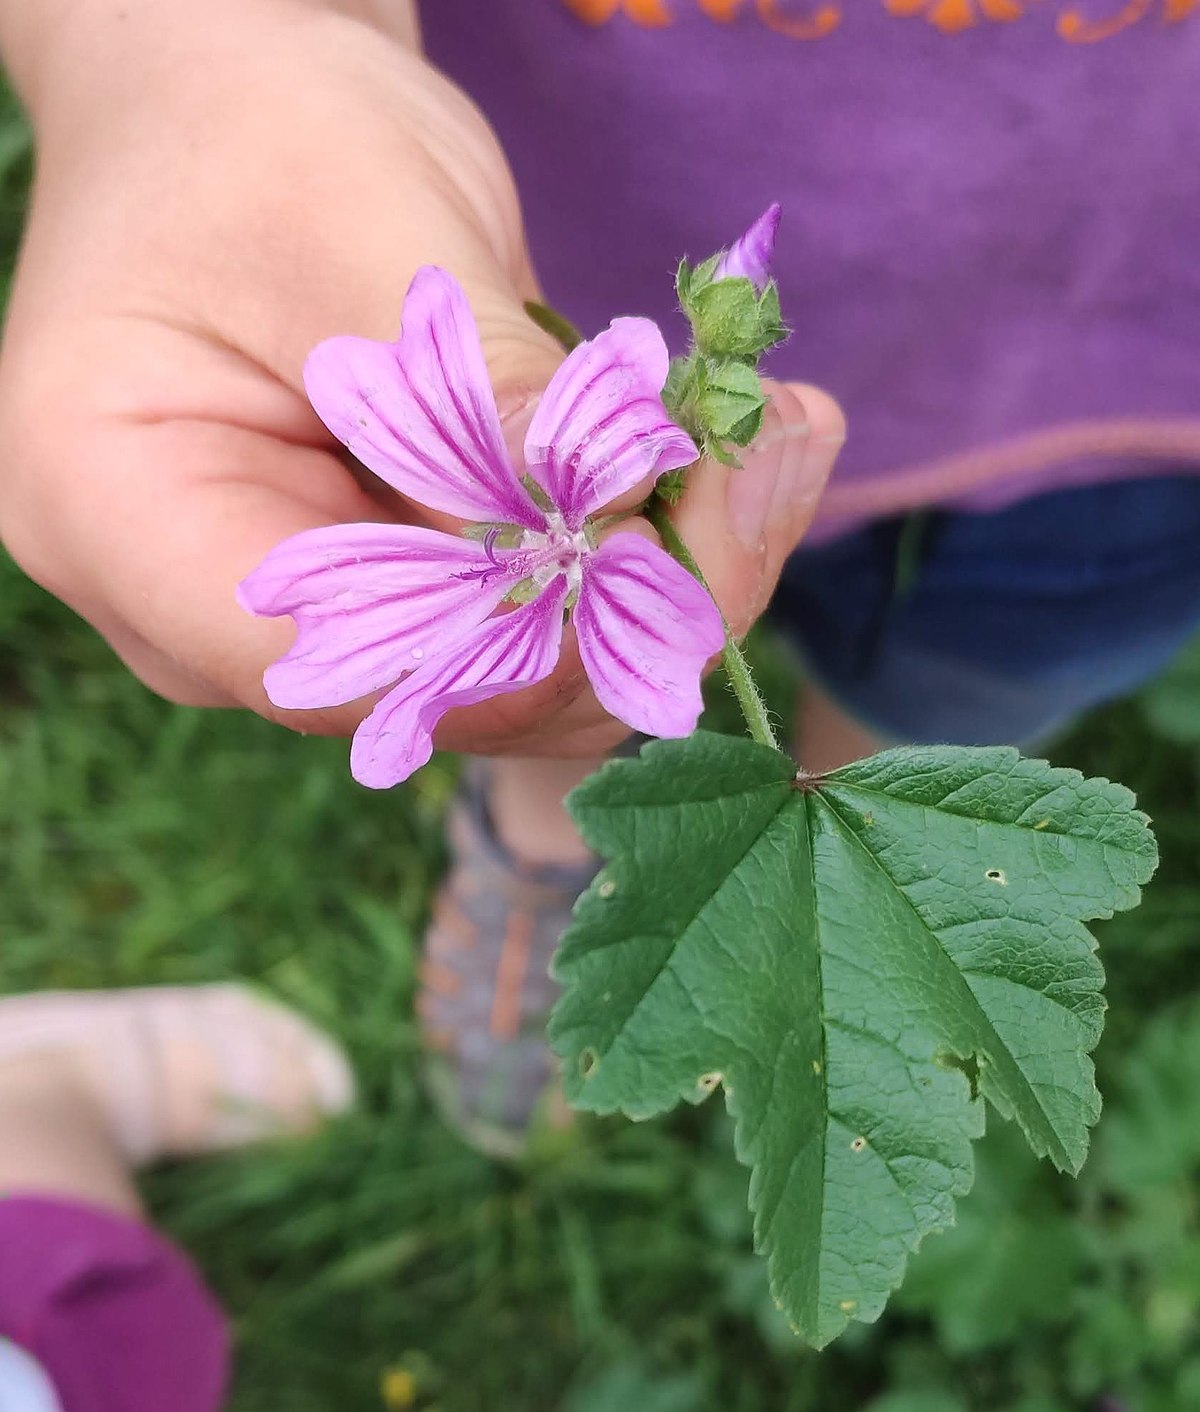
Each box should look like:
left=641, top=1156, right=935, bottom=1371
left=798, top=429, right=846, bottom=517
left=498, top=388, right=539, bottom=424
left=497, top=389, right=540, bottom=467
left=727, top=401, right=810, bottom=549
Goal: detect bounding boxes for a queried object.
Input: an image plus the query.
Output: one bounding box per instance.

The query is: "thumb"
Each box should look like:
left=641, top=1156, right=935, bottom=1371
left=669, top=380, right=847, bottom=638
left=471, top=282, right=567, bottom=407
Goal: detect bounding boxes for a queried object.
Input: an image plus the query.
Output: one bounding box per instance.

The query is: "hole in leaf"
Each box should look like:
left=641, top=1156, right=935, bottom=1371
left=597, top=878, right=617, bottom=899
left=697, top=1071, right=722, bottom=1093
left=938, top=1049, right=982, bottom=1102
left=579, top=1048, right=597, bottom=1079
left=985, top=868, right=1008, bottom=885
left=850, top=1136, right=867, bottom=1153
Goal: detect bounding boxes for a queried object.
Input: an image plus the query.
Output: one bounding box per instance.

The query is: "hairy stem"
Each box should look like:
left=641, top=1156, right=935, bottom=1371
left=646, top=497, right=779, bottom=753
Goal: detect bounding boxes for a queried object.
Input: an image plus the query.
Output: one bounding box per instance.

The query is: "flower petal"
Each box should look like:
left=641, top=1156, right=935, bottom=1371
left=238, top=523, right=513, bottom=709
left=523, top=319, right=698, bottom=531
left=714, top=203, right=781, bottom=290
left=350, top=578, right=568, bottom=788
left=574, top=533, right=725, bottom=738
left=304, top=267, right=543, bottom=529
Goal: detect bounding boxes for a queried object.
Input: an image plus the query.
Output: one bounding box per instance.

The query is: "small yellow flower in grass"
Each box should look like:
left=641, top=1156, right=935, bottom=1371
left=381, top=1366, right=418, bottom=1410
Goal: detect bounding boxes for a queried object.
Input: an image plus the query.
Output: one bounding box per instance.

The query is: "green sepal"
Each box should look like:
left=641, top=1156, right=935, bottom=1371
left=700, top=360, right=767, bottom=447
left=661, top=352, right=767, bottom=469
left=461, top=524, right=523, bottom=547
left=665, top=255, right=787, bottom=490
left=675, top=257, right=692, bottom=306
left=676, top=253, right=723, bottom=309
left=678, top=269, right=789, bottom=364
left=686, top=277, right=765, bottom=360
left=703, top=438, right=745, bottom=470
left=754, top=280, right=787, bottom=351
left=523, top=299, right=584, bottom=353
left=662, top=353, right=698, bottom=425
left=505, top=577, right=542, bottom=606
left=655, top=469, right=687, bottom=506
left=521, top=474, right=556, bottom=516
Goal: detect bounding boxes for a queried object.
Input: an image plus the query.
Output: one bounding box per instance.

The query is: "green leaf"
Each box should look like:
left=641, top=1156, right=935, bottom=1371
left=549, top=733, right=1158, bottom=1347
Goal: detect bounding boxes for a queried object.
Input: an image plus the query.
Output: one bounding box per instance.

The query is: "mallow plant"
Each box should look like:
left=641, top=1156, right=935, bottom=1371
left=239, top=207, right=1158, bottom=1348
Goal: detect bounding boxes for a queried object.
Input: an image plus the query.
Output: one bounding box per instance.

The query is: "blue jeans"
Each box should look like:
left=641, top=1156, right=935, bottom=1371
left=771, top=476, right=1200, bottom=746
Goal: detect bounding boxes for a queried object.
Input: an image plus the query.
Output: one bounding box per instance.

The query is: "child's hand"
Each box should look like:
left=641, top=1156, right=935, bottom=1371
left=0, top=0, right=843, bottom=760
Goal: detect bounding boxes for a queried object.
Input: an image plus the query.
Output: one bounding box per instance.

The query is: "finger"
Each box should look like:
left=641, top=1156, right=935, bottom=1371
left=435, top=386, right=845, bottom=754
left=15, top=37, right=569, bottom=545
left=671, top=380, right=846, bottom=637
left=52, top=415, right=627, bottom=754
left=87, top=615, right=239, bottom=709
left=40, top=421, right=391, bottom=734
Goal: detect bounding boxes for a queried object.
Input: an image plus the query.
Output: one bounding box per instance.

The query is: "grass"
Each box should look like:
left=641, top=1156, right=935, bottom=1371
left=2, top=77, right=1199, bottom=1412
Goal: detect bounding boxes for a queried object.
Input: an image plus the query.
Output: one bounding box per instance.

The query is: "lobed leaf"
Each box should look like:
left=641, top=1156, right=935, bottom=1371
left=549, top=732, right=1157, bottom=1347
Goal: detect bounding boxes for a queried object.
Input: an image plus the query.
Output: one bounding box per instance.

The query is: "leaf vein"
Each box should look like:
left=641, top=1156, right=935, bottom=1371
left=814, top=790, right=1070, bottom=1168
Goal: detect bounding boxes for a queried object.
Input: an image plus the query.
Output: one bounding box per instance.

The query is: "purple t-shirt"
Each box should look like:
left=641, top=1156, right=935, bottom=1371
left=419, top=1, right=1200, bottom=532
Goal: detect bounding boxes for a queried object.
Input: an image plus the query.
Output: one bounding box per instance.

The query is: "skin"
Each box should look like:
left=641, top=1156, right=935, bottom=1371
left=0, top=0, right=845, bottom=762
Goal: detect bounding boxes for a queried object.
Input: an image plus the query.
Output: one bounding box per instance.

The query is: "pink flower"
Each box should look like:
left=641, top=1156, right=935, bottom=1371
left=238, top=268, right=725, bottom=788
left=714, top=203, right=782, bottom=290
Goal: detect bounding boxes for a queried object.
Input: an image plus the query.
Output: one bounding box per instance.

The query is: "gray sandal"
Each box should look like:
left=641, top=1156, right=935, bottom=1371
left=419, top=763, right=600, bottom=1158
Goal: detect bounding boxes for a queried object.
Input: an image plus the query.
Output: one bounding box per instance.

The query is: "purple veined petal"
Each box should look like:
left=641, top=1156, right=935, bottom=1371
left=349, top=577, right=569, bottom=788
left=523, top=318, right=698, bottom=532
left=573, top=533, right=725, bottom=739
left=237, top=522, right=515, bottom=710
left=304, top=267, right=544, bottom=530
left=714, top=202, right=782, bottom=291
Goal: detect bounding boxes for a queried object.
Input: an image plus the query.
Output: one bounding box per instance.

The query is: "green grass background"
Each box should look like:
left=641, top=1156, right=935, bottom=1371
left=2, top=81, right=1199, bottom=1412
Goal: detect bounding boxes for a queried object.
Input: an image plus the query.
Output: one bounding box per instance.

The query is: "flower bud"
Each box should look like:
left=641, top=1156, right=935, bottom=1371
left=714, top=202, right=782, bottom=291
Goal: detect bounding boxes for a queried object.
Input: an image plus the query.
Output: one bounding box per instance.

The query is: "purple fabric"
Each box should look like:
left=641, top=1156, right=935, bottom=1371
left=419, top=3, right=1200, bottom=522
left=0, top=1196, right=229, bottom=1412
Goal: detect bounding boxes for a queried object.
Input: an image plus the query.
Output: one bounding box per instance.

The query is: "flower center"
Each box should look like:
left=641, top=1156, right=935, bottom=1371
left=520, top=514, right=590, bottom=595
left=455, top=513, right=591, bottom=600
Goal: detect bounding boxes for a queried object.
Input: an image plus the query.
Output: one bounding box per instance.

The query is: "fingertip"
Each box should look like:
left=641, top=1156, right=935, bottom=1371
left=255, top=693, right=374, bottom=741
left=233, top=575, right=265, bottom=617
left=594, top=514, right=659, bottom=549
left=776, top=380, right=847, bottom=449
left=758, top=378, right=810, bottom=440
left=748, top=380, right=846, bottom=550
